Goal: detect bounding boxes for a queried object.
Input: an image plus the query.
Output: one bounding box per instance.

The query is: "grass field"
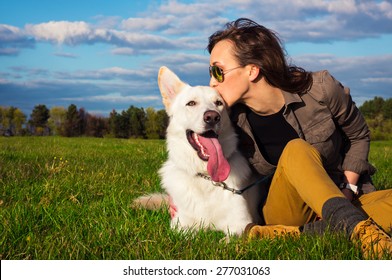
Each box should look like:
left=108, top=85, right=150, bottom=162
left=0, top=137, right=391, bottom=260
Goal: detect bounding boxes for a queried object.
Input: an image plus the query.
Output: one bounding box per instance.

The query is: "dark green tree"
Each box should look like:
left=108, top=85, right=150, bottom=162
left=64, top=104, right=81, bottom=137
left=85, top=114, right=107, bottom=137
left=108, top=109, right=119, bottom=137
left=145, top=107, right=168, bottom=139
left=145, top=107, right=159, bottom=139
left=0, top=106, right=27, bottom=136
left=107, top=109, right=130, bottom=138
left=156, top=109, right=169, bottom=139
left=360, top=97, right=392, bottom=140
left=118, top=110, right=131, bottom=138
left=360, top=97, right=385, bottom=119
left=30, top=104, right=50, bottom=135
left=382, top=98, right=392, bottom=120
left=128, top=106, right=146, bottom=138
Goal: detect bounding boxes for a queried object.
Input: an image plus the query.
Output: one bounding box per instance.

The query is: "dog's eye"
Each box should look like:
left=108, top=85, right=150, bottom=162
left=215, top=100, right=224, bottom=106
left=186, top=101, right=196, bottom=106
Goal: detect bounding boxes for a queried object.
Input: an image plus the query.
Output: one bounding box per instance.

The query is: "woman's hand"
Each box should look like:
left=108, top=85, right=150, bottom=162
left=343, top=170, right=360, bottom=201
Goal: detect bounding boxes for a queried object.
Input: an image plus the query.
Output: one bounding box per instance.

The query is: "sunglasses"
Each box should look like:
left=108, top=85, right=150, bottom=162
left=209, top=65, right=242, bottom=83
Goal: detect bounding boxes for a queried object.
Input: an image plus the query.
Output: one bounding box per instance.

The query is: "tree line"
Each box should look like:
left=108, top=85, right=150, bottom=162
left=0, top=104, right=168, bottom=139
left=1, top=96, right=391, bottom=140
left=359, top=96, right=392, bottom=140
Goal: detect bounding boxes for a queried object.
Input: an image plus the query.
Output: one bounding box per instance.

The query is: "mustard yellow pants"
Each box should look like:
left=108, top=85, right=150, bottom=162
left=262, top=139, right=392, bottom=233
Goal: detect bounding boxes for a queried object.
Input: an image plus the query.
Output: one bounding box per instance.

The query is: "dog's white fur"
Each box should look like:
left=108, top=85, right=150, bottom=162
left=133, top=67, right=263, bottom=235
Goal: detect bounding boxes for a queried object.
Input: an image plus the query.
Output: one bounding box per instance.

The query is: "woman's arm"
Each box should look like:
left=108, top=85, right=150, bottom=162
left=321, top=72, right=376, bottom=200
left=322, top=71, right=374, bottom=176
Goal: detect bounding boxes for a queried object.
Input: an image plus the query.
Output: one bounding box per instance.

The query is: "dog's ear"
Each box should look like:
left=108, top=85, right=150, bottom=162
left=158, top=66, right=187, bottom=110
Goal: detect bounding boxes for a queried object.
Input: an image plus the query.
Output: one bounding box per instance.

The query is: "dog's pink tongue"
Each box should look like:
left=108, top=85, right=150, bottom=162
left=198, top=135, right=230, bottom=182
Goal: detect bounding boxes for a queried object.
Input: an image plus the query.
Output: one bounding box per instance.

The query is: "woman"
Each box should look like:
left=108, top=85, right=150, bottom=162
left=207, top=18, right=392, bottom=258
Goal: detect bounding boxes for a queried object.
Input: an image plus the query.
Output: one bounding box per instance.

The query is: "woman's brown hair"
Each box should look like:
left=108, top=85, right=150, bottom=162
left=207, top=18, right=312, bottom=94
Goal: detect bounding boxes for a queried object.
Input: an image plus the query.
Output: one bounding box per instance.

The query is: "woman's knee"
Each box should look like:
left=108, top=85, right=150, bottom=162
left=283, top=139, right=319, bottom=157
left=279, top=139, right=322, bottom=167
left=285, top=139, right=310, bottom=150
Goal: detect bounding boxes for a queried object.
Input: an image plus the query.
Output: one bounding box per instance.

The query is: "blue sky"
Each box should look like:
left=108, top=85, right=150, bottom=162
left=1, top=0, right=392, bottom=116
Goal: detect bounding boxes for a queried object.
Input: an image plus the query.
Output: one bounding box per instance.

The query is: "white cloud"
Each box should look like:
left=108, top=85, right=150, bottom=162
left=379, top=1, right=392, bottom=19
left=325, top=0, right=358, bottom=14
left=120, top=17, right=173, bottom=31
left=0, top=24, right=34, bottom=55
left=227, top=0, right=392, bottom=42
left=0, top=24, right=24, bottom=40
left=359, top=0, right=392, bottom=20
left=361, top=77, right=392, bottom=83
left=1, top=0, right=391, bottom=56
left=25, top=21, right=91, bottom=45
left=293, top=53, right=392, bottom=73
left=291, top=53, right=392, bottom=104
left=61, top=92, right=160, bottom=103
left=22, top=20, right=184, bottom=51
left=54, top=67, right=154, bottom=81
left=102, top=29, right=176, bottom=49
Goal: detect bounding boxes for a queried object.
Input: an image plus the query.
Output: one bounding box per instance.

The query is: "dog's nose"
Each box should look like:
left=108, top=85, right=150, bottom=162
left=204, top=110, right=221, bottom=125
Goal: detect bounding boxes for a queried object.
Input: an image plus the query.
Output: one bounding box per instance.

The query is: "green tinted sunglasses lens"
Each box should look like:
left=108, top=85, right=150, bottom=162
left=210, top=66, right=223, bottom=82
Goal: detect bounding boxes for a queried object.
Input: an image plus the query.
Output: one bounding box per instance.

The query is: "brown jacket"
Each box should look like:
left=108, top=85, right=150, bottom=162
left=230, top=70, right=376, bottom=191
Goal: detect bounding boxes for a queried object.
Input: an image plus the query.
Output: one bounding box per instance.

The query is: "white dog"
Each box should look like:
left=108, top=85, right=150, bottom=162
left=134, top=66, right=265, bottom=236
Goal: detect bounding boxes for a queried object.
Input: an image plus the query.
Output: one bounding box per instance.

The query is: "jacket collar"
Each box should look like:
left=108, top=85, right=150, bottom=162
left=281, top=90, right=303, bottom=106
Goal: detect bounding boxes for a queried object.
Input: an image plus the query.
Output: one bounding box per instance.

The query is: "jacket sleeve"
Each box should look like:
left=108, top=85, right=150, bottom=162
left=320, top=71, right=376, bottom=175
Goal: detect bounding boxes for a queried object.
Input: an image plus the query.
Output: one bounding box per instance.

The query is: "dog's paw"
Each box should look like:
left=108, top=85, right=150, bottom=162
left=131, top=193, right=169, bottom=210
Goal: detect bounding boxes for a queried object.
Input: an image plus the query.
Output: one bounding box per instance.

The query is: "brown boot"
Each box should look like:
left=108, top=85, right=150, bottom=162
left=245, top=223, right=301, bottom=239
left=351, top=218, right=392, bottom=259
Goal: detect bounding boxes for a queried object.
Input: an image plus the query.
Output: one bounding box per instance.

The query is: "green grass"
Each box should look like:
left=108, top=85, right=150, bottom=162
left=0, top=137, right=391, bottom=260
left=368, top=141, right=392, bottom=190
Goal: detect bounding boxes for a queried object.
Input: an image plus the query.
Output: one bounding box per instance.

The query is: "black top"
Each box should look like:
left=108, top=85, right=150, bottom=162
left=247, top=106, right=299, bottom=166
